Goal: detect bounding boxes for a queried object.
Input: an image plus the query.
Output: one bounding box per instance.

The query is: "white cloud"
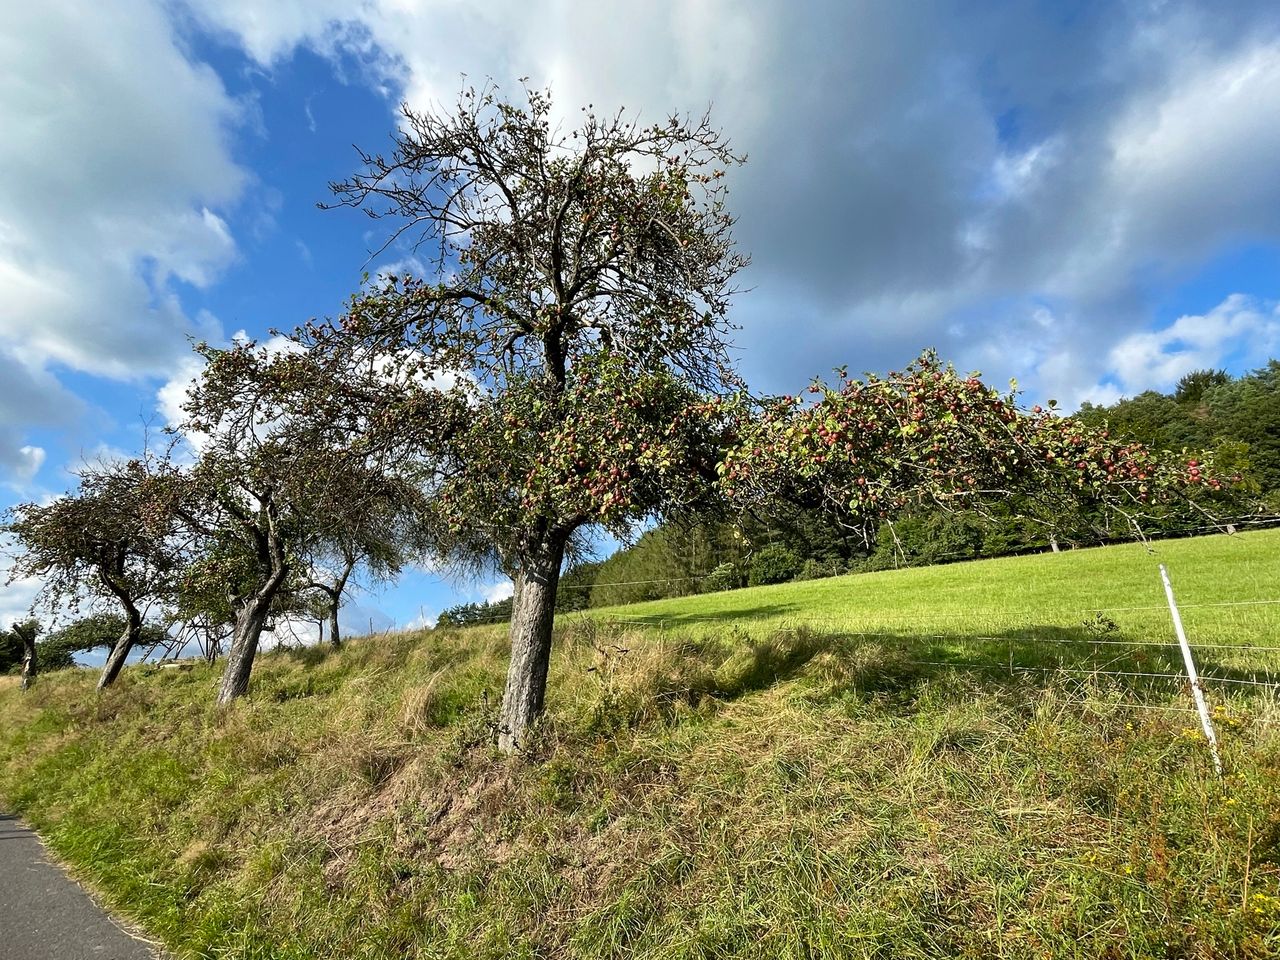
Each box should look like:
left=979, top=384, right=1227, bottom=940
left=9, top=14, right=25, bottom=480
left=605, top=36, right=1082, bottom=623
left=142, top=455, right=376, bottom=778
left=404, top=609, right=437, bottom=630
left=176, top=0, right=369, bottom=68
left=3, top=0, right=1275, bottom=494
left=1106, top=294, right=1280, bottom=395
left=0, top=570, right=42, bottom=631
left=0, top=347, right=84, bottom=486
left=0, top=0, right=246, bottom=386
left=13, top=447, right=45, bottom=484
left=157, top=355, right=208, bottom=434
left=174, top=0, right=1280, bottom=404
left=481, top=580, right=514, bottom=604
left=1108, top=42, right=1280, bottom=261
left=373, top=256, right=427, bottom=285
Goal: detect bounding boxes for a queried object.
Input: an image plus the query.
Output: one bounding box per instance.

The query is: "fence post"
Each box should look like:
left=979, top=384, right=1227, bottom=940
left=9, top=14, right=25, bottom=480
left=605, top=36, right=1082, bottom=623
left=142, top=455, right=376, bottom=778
left=1159, top=564, right=1223, bottom=776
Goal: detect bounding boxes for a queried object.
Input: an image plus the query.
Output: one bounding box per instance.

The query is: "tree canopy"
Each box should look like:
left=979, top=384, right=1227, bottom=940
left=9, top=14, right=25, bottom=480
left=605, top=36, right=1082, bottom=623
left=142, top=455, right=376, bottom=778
left=724, top=354, right=1226, bottom=546
left=163, top=339, right=423, bottom=704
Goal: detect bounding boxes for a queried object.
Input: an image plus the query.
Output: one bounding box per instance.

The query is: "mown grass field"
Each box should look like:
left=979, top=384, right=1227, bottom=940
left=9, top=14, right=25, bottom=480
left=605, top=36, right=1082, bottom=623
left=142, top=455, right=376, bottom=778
left=590, top=527, right=1279, bottom=641
left=1, top=529, right=1279, bottom=959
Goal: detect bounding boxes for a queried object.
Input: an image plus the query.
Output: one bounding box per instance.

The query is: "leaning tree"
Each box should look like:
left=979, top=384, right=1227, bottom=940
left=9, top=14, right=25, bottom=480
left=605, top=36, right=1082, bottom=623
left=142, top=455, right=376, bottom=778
left=7, top=619, right=40, bottom=691
left=6, top=457, right=180, bottom=690
left=310, top=83, right=748, bottom=750
left=170, top=339, right=422, bottom=703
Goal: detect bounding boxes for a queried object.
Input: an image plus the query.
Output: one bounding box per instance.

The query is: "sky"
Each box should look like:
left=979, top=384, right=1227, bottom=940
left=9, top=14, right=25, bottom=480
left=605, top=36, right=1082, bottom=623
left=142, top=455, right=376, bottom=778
left=4, top=0, right=1280, bottom=637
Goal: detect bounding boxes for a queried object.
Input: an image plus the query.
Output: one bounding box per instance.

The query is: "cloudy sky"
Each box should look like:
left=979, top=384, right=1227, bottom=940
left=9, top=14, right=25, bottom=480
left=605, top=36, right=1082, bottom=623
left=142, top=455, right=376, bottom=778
left=4, top=0, right=1280, bottom=632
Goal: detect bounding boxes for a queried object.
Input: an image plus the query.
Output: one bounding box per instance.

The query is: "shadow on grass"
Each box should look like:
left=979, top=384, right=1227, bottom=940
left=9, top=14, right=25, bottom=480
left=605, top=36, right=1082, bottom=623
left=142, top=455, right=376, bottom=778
left=708, top=629, right=833, bottom=701
left=881, top=625, right=1280, bottom=695
left=586, top=607, right=1280, bottom=699
left=604, top=619, right=1280, bottom=723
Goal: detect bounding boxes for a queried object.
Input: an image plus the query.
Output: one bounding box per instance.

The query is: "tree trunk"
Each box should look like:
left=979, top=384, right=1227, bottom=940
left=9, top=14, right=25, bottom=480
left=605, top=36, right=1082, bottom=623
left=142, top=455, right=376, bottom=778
left=497, top=534, right=566, bottom=753
left=216, top=595, right=272, bottom=707
left=97, top=608, right=141, bottom=691
left=19, top=630, right=36, bottom=693
left=320, top=557, right=353, bottom=649
left=327, top=601, right=341, bottom=649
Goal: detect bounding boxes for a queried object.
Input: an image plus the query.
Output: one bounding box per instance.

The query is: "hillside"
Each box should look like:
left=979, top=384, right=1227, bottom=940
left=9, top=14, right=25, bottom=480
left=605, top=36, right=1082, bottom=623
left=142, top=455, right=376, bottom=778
left=591, top=525, right=1280, bottom=639
left=2, top=530, right=1279, bottom=959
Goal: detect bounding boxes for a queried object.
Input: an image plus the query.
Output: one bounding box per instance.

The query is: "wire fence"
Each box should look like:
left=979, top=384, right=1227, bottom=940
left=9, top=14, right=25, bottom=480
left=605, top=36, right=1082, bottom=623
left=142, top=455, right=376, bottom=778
left=554, top=536, right=1280, bottom=753
left=564, top=612, right=1280, bottom=746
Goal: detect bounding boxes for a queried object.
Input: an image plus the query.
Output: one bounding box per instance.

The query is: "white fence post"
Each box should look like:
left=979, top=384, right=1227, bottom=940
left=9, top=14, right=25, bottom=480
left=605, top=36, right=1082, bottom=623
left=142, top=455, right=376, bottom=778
left=1159, top=564, right=1223, bottom=776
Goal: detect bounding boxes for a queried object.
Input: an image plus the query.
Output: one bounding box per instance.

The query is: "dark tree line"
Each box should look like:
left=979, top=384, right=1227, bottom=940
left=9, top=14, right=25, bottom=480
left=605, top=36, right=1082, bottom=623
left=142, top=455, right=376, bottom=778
left=1076, top=364, right=1280, bottom=501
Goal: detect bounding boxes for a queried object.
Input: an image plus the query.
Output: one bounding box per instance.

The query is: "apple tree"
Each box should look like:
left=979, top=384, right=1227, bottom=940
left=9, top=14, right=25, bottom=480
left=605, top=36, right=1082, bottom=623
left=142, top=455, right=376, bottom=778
left=303, top=461, right=415, bottom=649
left=721, top=354, right=1228, bottom=546
left=5, top=456, right=180, bottom=691
left=309, top=83, right=747, bottom=750
left=168, top=339, right=423, bottom=704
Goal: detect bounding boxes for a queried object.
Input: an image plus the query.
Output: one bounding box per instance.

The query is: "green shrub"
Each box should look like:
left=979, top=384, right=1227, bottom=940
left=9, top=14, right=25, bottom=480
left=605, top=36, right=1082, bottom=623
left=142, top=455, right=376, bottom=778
left=702, top=562, right=741, bottom=593
left=748, top=544, right=801, bottom=586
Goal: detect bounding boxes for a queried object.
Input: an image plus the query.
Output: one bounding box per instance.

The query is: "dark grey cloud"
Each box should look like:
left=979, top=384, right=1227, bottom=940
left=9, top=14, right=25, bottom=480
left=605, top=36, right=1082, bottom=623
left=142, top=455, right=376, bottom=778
left=709, top=0, right=1280, bottom=398
left=0, top=349, right=83, bottom=484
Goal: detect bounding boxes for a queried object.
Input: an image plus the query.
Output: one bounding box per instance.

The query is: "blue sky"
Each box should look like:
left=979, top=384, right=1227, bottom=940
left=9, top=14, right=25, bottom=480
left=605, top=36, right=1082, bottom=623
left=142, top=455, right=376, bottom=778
left=4, top=0, right=1280, bottom=636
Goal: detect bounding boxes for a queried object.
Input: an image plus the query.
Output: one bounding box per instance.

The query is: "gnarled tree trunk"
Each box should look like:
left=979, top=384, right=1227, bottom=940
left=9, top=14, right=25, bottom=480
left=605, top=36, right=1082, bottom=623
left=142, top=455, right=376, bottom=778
left=327, top=604, right=341, bottom=649
left=216, top=593, right=274, bottom=706
left=496, top=533, right=566, bottom=753
left=97, top=605, right=141, bottom=691
left=215, top=505, right=289, bottom=707
left=17, top=623, right=37, bottom=692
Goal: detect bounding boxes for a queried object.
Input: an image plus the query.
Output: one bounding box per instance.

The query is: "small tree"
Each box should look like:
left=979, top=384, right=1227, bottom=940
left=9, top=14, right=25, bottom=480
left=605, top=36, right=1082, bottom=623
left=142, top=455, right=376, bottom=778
left=307, top=546, right=357, bottom=649
left=171, top=339, right=420, bottom=703
left=312, top=83, right=748, bottom=750
left=6, top=458, right=179, bottom=691
left=42, top=612, right=169, bottom=654
left=302, top=466, right=415, bottom=649
left=748, top=543, right=801, bottom=586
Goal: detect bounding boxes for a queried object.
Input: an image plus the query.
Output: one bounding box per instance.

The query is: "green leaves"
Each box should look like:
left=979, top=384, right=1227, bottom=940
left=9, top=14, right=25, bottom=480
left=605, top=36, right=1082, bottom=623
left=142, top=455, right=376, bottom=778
left=6, top=456, right=181, bottom=620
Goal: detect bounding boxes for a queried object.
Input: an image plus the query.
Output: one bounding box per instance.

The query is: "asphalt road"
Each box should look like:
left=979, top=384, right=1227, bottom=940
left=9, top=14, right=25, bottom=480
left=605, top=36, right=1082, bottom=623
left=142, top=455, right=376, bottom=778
left=0, top=814, right=161, bottom=959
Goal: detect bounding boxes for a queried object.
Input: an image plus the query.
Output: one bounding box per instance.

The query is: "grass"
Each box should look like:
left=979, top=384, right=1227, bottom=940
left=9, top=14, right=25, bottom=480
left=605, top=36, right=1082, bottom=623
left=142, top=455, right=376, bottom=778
left=1, top=529, right=1279, bottom=958
left=589, top=527, right=1279, bottom=641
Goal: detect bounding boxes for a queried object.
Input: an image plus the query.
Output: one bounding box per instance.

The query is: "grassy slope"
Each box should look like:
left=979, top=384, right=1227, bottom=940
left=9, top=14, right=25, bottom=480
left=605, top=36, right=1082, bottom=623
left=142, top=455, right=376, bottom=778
left=0, top=530, right=1278, bottom=959
left=590, top=528, right=1280, bottom=642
